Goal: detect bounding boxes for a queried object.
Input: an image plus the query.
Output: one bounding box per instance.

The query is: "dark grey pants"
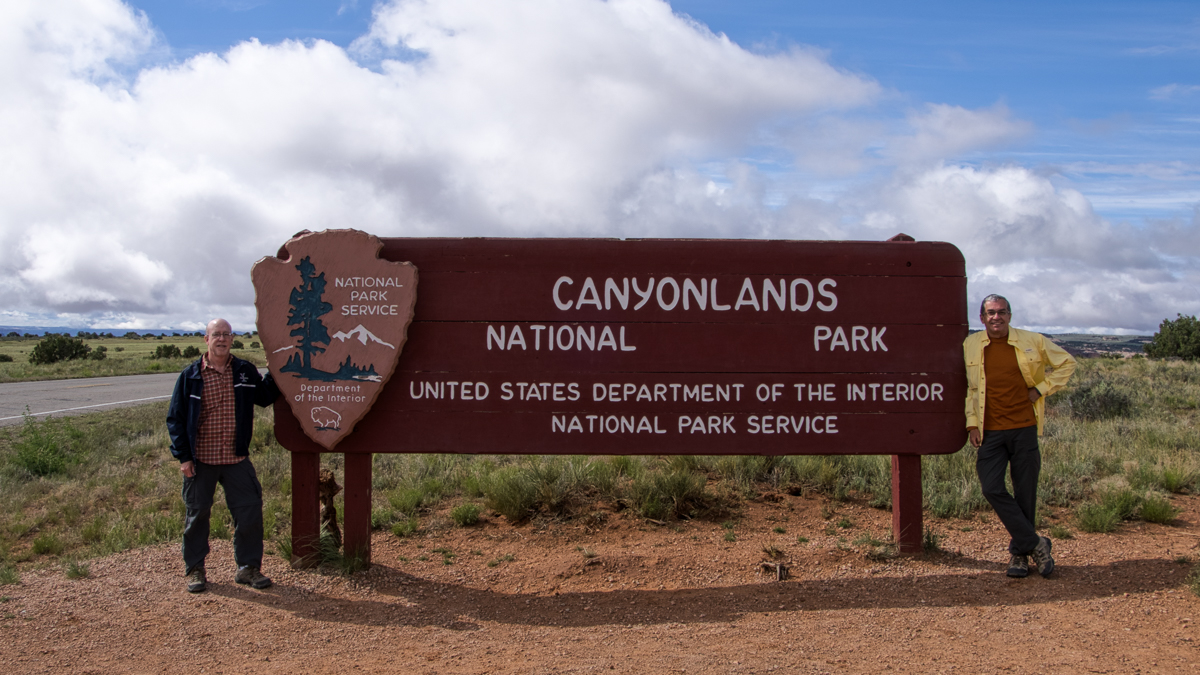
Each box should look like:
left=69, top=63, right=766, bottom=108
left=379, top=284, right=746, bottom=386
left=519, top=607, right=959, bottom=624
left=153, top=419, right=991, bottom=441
left=976, top=425, right=1041, bottom=556
left=182, top=459, right=264, bottom=574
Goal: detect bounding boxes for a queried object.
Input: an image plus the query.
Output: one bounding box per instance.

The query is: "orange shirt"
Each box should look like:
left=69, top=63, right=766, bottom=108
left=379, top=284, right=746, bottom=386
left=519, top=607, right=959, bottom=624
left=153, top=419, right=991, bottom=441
left=983, top=336, right=1037, bottom=430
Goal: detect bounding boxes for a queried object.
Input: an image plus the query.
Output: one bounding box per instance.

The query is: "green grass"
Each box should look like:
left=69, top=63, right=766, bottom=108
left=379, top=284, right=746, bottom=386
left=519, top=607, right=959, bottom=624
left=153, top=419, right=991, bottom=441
left=1139, top=494, right=1180, bottom=524
left=0, top=402, right=290, bottom=572
left=1, top=356, right=1197, bottom=575
left=449, top=502, right=481, bottom=527
left=487, top=554, right=515, bottom=568
left=64, top=560, right=90, bottom=580
left=0, top=334, right=266, bottom=383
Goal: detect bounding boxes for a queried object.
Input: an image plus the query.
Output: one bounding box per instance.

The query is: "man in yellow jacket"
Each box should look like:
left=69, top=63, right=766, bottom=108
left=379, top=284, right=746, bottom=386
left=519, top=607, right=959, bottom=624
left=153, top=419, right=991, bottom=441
left=965, top=294, right=1076, bottom=578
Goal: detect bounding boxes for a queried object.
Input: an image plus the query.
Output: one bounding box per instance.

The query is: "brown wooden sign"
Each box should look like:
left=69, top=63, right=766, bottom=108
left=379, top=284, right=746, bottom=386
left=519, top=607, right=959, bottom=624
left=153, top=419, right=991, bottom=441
left=268, top=236, right=968, bottom=457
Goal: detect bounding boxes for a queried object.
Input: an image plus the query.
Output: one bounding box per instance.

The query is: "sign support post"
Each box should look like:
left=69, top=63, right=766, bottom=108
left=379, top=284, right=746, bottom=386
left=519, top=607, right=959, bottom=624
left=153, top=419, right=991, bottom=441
left=891, top=454, right=923, bottom=553
left=290, top=446, right=321, bottom=567
left=343, top=453, right=373, bottom=565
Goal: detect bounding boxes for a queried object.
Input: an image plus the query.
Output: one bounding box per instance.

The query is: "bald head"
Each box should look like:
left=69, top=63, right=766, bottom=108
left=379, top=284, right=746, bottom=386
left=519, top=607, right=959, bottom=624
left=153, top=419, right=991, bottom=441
left=206, top=318, right=231, bottom=336
left=203, top=318, right=233, bottom=367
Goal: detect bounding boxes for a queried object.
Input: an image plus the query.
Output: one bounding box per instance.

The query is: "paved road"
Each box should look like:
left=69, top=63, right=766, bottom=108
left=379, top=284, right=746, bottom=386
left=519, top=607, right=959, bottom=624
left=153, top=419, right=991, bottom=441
left=0, top=373, right=180, bottom=426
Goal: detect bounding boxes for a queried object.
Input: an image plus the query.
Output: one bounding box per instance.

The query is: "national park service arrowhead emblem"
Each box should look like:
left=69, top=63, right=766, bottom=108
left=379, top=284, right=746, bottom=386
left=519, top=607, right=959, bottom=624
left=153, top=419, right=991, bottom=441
left=252, top=229, right=417, bottom=449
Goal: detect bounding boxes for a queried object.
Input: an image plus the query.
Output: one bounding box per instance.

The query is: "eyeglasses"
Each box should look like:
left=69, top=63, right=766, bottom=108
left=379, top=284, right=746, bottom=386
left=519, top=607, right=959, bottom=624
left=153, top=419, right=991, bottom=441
left=983, top=310, right=1010, bottom=318
left=208, top=332, right=233, bottom=339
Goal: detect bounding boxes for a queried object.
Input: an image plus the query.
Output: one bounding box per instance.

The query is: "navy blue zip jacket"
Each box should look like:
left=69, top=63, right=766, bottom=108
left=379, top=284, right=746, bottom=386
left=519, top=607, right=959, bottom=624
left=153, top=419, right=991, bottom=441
left=167, top=355, right=280, bottom=464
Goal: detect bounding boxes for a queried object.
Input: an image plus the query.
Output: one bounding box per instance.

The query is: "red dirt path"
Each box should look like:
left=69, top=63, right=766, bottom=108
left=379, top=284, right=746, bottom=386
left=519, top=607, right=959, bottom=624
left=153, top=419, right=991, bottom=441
left=3, top=494, right=1199, bottom=674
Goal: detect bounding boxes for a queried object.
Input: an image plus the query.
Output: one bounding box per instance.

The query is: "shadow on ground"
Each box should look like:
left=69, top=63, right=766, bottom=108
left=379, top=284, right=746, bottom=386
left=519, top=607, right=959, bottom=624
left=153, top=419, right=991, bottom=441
left=215, top=556, right=1192, bottom=630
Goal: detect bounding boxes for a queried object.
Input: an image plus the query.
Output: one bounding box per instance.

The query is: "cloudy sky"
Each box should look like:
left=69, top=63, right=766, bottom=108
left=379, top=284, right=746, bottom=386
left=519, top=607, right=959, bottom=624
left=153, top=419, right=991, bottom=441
left=2, top=0, right=1197, bottom=333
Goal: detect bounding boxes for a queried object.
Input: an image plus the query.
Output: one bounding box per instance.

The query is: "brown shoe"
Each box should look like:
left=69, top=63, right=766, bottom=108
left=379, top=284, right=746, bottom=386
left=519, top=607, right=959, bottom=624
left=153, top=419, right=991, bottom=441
left=186, top=567, right=207, bottom=593
left=235, top=566, right=272, bottom=589
left=1029, top=536, right=1055, bottom=577
left=1006, top=555, right=1029, bottom=578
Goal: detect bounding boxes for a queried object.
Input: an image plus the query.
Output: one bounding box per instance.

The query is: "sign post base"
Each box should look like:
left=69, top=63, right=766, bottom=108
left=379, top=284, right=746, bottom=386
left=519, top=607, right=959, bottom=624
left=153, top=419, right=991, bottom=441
left=290, top=450, right=321, bottom=568
left=891, top=454, right=923, bottom=554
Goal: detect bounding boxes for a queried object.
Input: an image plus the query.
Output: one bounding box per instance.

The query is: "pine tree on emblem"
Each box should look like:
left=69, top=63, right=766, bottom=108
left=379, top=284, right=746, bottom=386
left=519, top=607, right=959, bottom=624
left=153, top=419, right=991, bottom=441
left=287, top=257, right=333, bottom=371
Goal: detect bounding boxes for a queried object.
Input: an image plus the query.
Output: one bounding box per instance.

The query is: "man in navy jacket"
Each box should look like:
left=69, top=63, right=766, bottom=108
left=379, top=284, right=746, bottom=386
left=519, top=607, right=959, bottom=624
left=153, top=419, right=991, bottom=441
left=167, top=318, right=279, bottom=593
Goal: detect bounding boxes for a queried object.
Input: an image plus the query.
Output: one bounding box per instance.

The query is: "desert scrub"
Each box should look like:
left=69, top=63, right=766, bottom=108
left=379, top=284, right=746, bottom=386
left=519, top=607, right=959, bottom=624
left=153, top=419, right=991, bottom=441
left=3, top=357, right=1198, bottom=574
left=1137, top=494, right=1180, bottom=524
left=0, top=334, right=266, bottom=382
left=628, top=460, right=711, bottom=519
left=0, top=403, right=291, bottom=570
left=450, top=502, right=481, bottom=526
left=9, top=414, right=85, bottom=477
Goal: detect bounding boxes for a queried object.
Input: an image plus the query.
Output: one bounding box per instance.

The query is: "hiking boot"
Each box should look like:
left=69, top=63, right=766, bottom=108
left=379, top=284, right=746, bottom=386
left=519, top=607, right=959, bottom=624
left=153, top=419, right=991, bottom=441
left=186, top=567, right=207, bottom=593
left=1030, top=536, right=1055, bottom=577
left=235, top=566, right=272, bottom=589
left=1006, top=554, right=1029, bottom=578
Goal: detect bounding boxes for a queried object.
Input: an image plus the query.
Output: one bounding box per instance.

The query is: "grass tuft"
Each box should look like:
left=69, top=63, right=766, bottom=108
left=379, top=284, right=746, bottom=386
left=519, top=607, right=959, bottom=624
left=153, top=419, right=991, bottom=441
left=391, top=517, right=419, bottom=538
left=922, top=528, right=942, bottom=553
left=1138, top=494, right=1180, bottom=524
left=1047, top=524, right=1074, bottom=540
left=64, top=560, right=90, bottom=580
left=487, top=554, right=515, bottom=568
left=449, top=503, right=481, bottom=527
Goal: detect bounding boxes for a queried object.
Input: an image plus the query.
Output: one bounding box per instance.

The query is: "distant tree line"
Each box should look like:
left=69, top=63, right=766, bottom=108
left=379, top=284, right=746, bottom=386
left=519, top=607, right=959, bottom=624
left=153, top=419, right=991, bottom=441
left=1144, top=314, right=1200, bottom=360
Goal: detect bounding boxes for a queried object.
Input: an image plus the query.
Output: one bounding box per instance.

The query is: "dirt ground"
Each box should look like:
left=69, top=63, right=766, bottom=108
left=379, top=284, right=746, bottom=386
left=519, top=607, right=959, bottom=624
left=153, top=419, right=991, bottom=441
left=3, top=493, right=1199, bottom=674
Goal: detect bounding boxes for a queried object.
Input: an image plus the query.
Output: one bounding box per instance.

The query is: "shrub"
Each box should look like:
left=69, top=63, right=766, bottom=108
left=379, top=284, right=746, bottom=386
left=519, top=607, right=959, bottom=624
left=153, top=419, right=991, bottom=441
left=1144, top=314, right=1200, bottom=360
left=182, top=345, right=200, bottom=359
left=11, top=414, right=83, bottom=476
left=387, top=487, right=426, bottom=515
left=89, top=345, right=107, bottom=361
left=1057, top=380, right=1134, bottom=420
left=152, top=344, right=182, bottom=359
left=1161, top=465, right=1198, bottom=493
left=391, top=516, right=419, bottom=538
left=232, top=340, right=245, bottom=349
left=1076, top=487, right=1140, bottom=533
left=0, top=354, right=12, bottom=362
left=29, top=334, right=91, bottom=364
left=1047, top=524, right=1074, bottom=539
left=1139, top=494, right=1180, bottom=524
left=450, top=503, right=481, bottom=526
left=250, top=341, right=261, bottom=349
left=0, top=566, right=18, bottom=585
left=482, top=466, right=539, bottom=522
left=628, top=465, right=709, bottom=519
left=31, top=533, right=65, bottom=556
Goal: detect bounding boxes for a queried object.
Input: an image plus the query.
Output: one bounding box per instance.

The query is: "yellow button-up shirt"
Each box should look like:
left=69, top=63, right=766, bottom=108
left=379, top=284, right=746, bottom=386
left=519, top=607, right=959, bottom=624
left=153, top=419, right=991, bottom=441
left=963, top=327, right=1076, bottom=436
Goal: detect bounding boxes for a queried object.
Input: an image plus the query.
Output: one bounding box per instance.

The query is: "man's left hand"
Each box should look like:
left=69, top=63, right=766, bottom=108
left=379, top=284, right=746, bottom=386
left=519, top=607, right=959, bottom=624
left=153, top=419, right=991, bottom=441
left=1027, top=387, right=1042, bottom=403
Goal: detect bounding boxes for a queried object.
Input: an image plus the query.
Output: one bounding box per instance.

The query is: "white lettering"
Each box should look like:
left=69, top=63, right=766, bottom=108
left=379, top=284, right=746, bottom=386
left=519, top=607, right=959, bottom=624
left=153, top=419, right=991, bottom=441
left=735, top=278, right=760, bottom=311
left=553, top=277, right=574, bottom=310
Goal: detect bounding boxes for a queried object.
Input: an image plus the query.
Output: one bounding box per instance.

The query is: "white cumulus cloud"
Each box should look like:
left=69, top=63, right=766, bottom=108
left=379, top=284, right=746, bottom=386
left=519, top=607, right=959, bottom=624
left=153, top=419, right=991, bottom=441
left=0, top=0, right=1195, bottom=334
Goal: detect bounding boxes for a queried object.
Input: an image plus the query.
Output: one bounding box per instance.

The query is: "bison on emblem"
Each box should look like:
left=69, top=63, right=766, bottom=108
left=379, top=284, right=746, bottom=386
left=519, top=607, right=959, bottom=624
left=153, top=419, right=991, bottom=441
left=310, top=406, right=342, bottom=431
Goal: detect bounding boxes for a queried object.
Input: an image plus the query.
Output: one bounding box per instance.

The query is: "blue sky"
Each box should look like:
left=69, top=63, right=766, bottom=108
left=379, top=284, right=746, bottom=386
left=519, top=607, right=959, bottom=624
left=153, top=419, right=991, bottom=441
left=2, top=0, right=1197, bottom=332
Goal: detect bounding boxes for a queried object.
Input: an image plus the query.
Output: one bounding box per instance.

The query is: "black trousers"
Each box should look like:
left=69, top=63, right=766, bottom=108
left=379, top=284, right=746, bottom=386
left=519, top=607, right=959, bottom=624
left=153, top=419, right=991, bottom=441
left=976, top=425, right=1041, bottom=556
left=182, top=458, right=264, bottom=574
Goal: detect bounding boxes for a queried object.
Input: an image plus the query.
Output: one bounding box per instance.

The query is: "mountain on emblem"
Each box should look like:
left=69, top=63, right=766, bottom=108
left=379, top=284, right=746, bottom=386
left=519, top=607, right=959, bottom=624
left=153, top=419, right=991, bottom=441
left=251, top=229, right=417, bottom=450
left=332, top=324, right=395, bottom=349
